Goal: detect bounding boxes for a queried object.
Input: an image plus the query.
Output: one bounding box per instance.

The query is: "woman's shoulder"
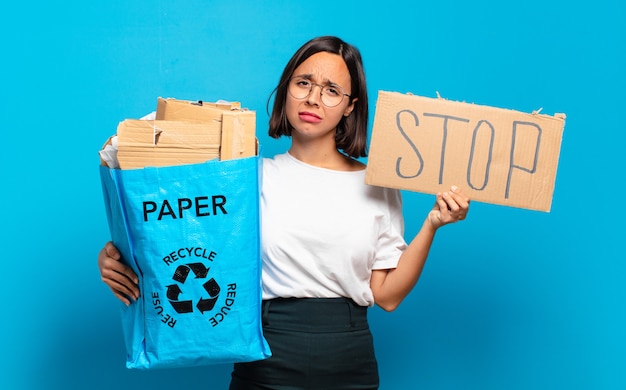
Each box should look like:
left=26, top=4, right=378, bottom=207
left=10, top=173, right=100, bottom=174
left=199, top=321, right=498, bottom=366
left=262, top=152, right=288, bottom=167
left=262, top=153, right=290, bottom=178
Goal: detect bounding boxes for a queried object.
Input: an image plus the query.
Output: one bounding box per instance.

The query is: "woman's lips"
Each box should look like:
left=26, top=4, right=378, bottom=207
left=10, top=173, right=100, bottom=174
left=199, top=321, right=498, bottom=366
left=299, top=111, right=322, bottom=123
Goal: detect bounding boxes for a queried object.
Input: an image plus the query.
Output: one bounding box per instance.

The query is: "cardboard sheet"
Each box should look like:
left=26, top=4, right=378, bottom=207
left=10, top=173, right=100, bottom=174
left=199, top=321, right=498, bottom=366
left=116, top=119, right=221, bottom=169
left=156, top=97, right=256, bottom=160
left=365, top=91, right=565, bottom=212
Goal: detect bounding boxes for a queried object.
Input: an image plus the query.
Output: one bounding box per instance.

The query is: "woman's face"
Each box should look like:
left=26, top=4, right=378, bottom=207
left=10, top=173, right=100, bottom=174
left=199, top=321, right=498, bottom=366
left=285, top=51, right=356, bottom=143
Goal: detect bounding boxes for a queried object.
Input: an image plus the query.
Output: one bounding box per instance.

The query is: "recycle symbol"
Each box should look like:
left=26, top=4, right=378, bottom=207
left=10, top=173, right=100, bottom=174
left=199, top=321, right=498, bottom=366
left=166, top=262, right=221, bottom=314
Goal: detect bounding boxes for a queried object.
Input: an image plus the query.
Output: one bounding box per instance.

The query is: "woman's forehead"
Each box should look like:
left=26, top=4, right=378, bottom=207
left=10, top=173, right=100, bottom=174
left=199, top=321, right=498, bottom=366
left=293, top=52, right=350, bottom=85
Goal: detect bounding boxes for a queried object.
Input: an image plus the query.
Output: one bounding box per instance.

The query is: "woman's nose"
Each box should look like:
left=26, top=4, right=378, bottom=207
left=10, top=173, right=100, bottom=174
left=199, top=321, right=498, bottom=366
left=306, top=84, right=323, bottom=106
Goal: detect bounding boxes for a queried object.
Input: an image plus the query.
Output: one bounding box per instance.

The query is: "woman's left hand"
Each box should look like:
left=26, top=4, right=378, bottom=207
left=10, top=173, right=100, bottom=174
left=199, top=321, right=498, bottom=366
left=428, top=185, right=470, bottom=229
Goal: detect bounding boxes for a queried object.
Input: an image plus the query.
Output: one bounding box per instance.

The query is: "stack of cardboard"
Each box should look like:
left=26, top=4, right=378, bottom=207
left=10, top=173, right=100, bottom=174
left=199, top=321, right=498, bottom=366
left=102, top=97, right=257, bottom=170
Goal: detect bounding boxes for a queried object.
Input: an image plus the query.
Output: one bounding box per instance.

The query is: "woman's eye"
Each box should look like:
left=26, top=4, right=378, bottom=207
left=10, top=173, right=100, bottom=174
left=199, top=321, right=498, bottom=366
left=326, top=87, right=340, bottom=96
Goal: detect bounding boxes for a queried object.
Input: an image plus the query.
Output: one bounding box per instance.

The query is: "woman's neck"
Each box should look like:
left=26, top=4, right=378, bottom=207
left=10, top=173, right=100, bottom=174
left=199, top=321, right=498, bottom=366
left=288, top=141, right=364, bottom=171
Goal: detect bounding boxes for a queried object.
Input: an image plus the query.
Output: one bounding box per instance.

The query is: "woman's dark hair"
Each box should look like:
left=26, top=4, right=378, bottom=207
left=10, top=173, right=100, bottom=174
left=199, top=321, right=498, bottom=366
left=267, top=36, right=368, bottom=158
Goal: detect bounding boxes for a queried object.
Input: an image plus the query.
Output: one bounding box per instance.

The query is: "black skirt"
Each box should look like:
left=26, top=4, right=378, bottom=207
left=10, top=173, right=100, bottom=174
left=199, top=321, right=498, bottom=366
left=229, top=297, right=379, bottom=390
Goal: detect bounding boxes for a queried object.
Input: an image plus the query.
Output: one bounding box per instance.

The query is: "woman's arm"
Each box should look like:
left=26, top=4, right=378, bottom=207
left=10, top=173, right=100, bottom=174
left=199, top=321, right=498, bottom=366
left=371, top=186, right=470, bottom=311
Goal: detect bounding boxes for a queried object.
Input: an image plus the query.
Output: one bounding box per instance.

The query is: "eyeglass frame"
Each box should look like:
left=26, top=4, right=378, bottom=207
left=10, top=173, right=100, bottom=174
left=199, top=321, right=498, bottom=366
left=287, top=76, right=352, bottom=107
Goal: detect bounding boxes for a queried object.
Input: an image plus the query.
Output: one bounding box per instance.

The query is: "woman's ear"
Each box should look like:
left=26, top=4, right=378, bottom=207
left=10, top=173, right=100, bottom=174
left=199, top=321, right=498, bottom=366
left=344, top=98, right=358, bottom=117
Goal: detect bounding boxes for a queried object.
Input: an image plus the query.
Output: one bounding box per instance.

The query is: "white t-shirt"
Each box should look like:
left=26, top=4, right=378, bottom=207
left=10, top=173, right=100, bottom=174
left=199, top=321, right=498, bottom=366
left=261, top=152, right=407, bottom=307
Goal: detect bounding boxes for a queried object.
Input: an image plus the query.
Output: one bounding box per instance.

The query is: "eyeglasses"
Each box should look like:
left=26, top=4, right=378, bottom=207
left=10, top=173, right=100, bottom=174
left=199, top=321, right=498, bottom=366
left=288, top=76, right=351, bottom=107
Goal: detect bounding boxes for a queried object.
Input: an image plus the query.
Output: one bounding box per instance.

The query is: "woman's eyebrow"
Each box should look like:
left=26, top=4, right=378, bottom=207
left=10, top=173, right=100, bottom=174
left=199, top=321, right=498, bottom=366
left=292, top=73, right=339, bottom=86
left=292, top=73, right=312, bottom=80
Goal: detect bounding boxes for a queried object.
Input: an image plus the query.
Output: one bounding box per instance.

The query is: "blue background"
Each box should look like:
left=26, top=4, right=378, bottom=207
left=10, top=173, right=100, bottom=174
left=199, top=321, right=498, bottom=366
left=1, top=1, right=624, bottom=389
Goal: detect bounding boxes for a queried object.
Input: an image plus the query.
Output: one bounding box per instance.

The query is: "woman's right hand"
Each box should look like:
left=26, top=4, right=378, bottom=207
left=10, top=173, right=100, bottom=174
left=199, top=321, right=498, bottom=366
left=98, top=241, right=140, bottom=306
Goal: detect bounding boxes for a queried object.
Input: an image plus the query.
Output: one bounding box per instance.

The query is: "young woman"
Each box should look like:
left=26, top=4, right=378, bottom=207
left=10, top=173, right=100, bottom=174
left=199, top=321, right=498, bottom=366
left=98, top=36, right=470, bottom=390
